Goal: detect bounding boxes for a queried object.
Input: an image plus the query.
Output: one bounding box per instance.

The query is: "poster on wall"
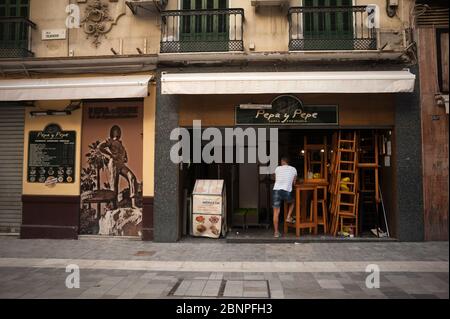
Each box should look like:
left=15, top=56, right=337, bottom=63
left=80, top=103, right=143, bottom=237
left=27, top=124, right=76, bottom=184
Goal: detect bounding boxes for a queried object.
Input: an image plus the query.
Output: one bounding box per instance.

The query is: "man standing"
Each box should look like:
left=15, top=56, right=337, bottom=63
left=272, top=156, right=297, bottom=238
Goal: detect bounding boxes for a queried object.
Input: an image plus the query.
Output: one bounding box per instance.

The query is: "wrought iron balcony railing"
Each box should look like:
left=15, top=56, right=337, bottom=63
left=288, top=6, right=377, bottom=51
left=160, top=8, right=244, bottom=53
left=0, top=17, right=36, bottom=58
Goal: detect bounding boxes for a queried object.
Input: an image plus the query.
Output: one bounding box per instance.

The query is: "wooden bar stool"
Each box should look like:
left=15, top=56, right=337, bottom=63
left=308, top=184, right=328, bottom=234
left=284, top=183, right=318, bottom=237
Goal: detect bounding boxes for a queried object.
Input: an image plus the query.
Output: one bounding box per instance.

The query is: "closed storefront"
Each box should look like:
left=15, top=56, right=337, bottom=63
left=0, top=74, right=157, bottom=240
left=0, top=105, right=24, bottom=233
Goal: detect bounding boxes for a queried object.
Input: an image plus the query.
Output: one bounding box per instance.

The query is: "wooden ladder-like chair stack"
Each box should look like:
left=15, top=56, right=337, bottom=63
left=304, top=136, right=328, bottom=234
left=357, top=131, right=381, bottom=235
left=329, top=131, right=359, bottom=236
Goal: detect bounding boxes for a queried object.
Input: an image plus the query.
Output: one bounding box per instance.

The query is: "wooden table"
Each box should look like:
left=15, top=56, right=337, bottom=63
left=284, top=183, right=318, bottom=237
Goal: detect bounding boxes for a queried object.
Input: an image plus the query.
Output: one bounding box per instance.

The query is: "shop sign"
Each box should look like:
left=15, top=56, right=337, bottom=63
left=88, top=106, right=139, bottom=119
left=27, top=124, right=76, bottom=183
left=235, top=95, right=338, bottom=125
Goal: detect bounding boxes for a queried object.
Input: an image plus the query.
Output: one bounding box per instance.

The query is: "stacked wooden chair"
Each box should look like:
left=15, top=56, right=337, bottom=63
left=357, top=131, right=381, bottom=235
left=304, top=136, right=328, bottom=234
left=329, top=131, right=359, bottom=236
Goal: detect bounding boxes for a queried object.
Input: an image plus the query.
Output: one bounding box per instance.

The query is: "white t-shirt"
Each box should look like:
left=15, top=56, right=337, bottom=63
left=273, top=165, right=297, bottom=192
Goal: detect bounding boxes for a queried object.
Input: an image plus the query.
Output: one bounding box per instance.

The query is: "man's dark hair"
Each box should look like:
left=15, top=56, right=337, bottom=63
left=280, top=156, right=290, bottom=164
left=110, top=125, right=121, bottom=139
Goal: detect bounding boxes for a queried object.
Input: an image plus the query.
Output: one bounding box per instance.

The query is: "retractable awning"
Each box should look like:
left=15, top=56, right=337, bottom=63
left=0, top=75, right=153, bottom=101
left=161, top=71, right=415, bottom=94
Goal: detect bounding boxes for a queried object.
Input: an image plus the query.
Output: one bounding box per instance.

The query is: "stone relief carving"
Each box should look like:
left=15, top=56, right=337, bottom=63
left=81, top=0, right=125, bottom=47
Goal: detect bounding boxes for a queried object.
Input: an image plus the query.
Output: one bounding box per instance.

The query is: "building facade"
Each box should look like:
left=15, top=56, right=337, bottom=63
left=414, top=0, right=449, bottom=240
left=0, top=0, right=447, bottom=242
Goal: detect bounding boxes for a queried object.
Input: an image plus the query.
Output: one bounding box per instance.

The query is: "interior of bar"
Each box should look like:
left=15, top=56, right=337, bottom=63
left=180, top=129, right=394, bottom=240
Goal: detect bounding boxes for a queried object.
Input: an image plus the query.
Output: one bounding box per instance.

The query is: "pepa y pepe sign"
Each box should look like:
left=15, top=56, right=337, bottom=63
left=235, top=95, right=338, bottom=125
left=27, top=124, right=76, bottom=184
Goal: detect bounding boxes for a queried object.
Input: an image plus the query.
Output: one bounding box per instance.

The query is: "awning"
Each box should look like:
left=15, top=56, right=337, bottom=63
left=161, top=71, right=415, bottom=94
left=0, top=75, right=153, bottom=101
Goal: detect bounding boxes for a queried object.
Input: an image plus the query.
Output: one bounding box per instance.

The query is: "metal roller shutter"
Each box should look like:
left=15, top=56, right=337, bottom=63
left=0, top=106, right=24, bottom=233
left=415, top=2, right=449, bottom=27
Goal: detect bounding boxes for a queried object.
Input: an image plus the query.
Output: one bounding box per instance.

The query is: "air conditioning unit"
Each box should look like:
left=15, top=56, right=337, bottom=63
left=251, top=0, right=290, bottom=8
left=126, top=0, right=168, bottom=15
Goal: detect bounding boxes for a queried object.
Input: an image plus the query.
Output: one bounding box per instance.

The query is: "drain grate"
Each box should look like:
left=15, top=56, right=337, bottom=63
left=167, top=279, right=270, bottom=298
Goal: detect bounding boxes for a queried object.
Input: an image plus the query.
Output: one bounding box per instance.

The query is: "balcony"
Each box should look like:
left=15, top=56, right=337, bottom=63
left=0, top=17, right=36, bottom=58
left=288, top=6, right=377, bottom=51
left=160, top=8, right=244, bottom=53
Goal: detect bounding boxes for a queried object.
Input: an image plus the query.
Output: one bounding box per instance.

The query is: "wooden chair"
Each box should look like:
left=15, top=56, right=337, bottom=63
left=339, top=193, right=360, bottom=236
left=329, top=131, right=359, bottom=236
left=304, top=136, right=328, bottom=184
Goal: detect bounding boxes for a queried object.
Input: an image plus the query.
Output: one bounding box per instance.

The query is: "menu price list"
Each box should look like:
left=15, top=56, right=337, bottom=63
left=27, top=130, right=76, bottom=184
left=28, top=166, right=74, bottom=183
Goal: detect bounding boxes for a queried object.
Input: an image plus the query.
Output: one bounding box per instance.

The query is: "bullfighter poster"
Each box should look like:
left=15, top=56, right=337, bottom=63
left=80, top=102, right=143, bottom=237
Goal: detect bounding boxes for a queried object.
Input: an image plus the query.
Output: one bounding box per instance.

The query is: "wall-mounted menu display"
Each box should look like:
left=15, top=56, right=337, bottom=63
left=27, top=124, right=76, bottom=184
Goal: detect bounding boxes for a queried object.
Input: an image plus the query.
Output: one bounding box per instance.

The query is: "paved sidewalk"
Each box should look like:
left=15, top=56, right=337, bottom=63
left=0, top=237, right=448, bottom=299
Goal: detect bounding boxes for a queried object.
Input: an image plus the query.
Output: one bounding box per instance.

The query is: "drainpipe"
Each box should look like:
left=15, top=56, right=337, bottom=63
left=67, top=0, right=70, bottom=57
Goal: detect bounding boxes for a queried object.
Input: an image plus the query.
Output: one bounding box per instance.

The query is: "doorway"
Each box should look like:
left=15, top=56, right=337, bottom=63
left=179, top=128, right=395, bottom=240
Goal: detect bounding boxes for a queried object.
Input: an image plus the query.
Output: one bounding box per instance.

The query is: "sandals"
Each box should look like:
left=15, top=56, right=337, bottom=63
left=273, top=232, right=281, bottom=238
left=286, top=217, right=294, bottom=223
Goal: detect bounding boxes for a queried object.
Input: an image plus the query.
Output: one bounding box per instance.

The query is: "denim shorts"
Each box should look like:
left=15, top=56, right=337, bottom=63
left=272, top=189, right=293, bottom=208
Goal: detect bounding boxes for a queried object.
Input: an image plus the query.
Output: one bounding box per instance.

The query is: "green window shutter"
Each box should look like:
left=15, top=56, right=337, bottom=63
left=180, top=0, right=229, bottom=52
left=0, top=0, right=30, bottom=52
left=303, top=0, right=354, bottom=50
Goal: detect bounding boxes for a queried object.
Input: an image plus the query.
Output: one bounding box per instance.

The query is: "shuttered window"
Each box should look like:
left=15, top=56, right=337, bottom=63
left=415, top=0, right=448, bottom=27
left=0, top=105, right=24, bottom=233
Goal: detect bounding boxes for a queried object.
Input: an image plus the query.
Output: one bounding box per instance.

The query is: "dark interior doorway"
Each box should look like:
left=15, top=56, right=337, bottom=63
left=179, top=128, right=394, bottom=240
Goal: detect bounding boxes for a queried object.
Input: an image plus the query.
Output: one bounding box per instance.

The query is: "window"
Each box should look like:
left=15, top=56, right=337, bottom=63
left=303, top=0, right=353, bottom=50
left=0, top=0, right=30, bottom=48
left=160, top=0, right=243, bottom=53
left=180, top=0, right=228, bottom=45
left=0, top=0, right=29, bottom=17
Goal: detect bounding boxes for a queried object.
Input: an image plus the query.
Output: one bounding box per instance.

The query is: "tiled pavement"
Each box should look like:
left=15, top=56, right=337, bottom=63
left=0, top=237, right=447, bottom=262
left=0, top=237, right=448, bottom=299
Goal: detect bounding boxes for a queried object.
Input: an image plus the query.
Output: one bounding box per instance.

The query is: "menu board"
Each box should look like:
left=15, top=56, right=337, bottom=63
left=193, top=215, right=222, bottom=238
left=192, top=179, right=226, bottom=239
left=27, top=124, right=76, bottom=184
left=192, top=195, right=223, bottom=215
left=192, top=179, right=224, bottom=195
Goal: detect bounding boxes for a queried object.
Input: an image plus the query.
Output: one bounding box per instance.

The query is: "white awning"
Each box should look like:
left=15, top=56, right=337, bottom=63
left=0, top=75, right=153, bottom=101
left=161, top=71, right=415, bottom=94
